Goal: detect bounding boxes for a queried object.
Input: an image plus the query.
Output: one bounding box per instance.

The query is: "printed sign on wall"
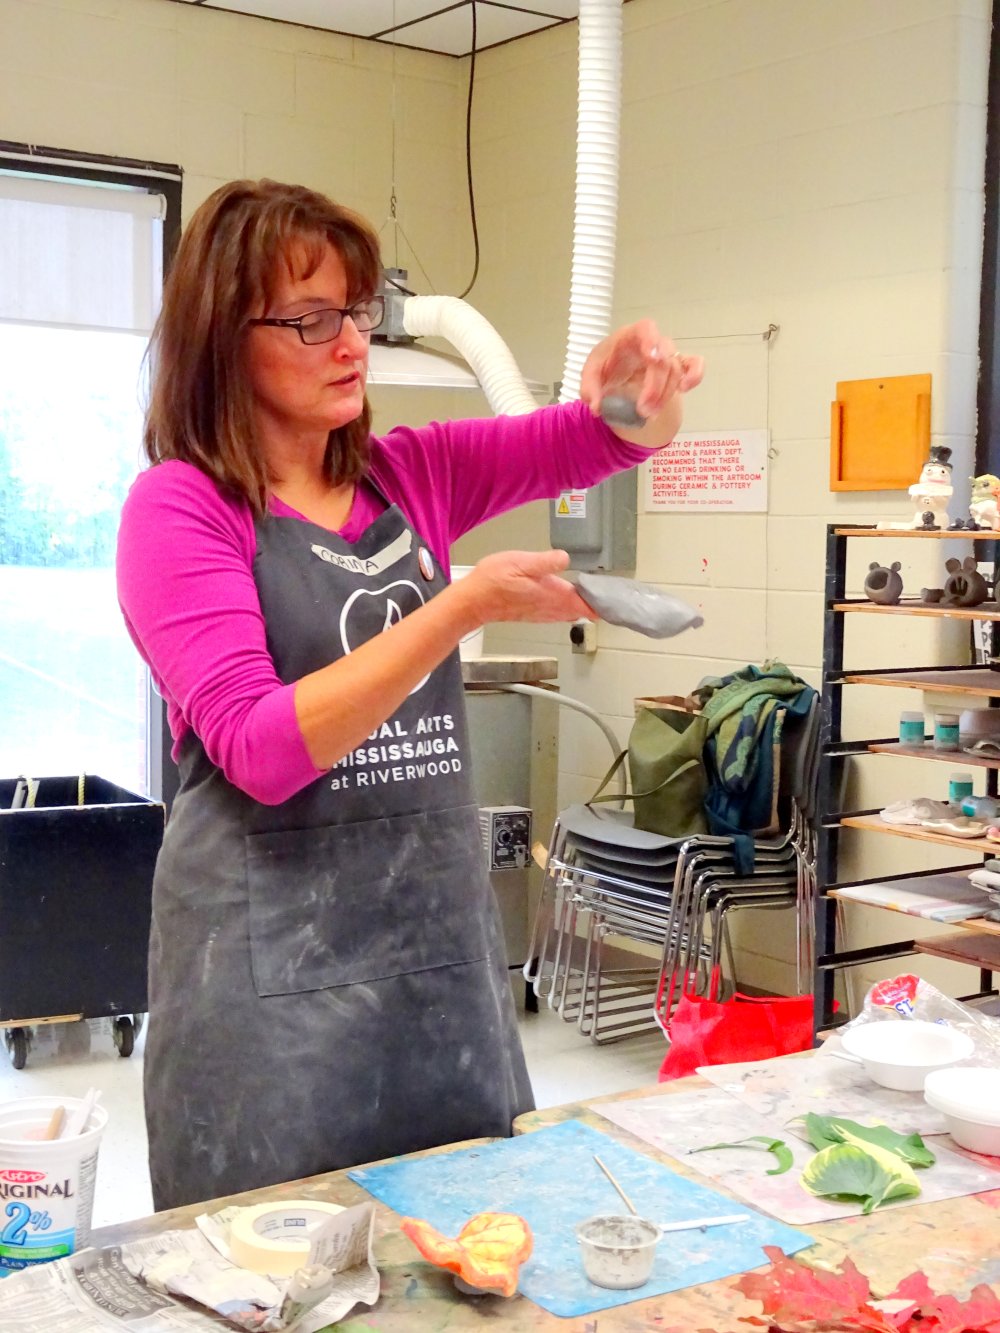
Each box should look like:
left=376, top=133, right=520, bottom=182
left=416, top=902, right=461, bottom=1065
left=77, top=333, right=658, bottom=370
left=555, top=491, right=587, bottom=518
left=643, top=431, right=769, bottom=512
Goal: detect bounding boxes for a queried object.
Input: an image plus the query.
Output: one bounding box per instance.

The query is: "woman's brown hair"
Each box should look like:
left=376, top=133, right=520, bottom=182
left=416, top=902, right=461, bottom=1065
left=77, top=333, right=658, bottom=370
left=143, top=179, right=382, bottom=514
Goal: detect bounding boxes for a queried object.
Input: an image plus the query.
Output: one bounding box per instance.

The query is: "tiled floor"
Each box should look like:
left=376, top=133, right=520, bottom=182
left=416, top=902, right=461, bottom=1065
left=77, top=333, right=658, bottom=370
left=0, top=1000, right=667, bottom=1230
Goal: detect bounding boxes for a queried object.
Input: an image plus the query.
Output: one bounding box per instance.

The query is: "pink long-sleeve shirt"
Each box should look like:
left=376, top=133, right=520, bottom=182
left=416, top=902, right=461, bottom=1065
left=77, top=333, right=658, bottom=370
left=117, top=400, right=657, bottom=804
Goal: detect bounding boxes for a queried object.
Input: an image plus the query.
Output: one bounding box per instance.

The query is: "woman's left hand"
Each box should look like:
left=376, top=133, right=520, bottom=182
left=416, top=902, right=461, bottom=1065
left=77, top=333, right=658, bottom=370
left=580, top=319, right=704, bottom=446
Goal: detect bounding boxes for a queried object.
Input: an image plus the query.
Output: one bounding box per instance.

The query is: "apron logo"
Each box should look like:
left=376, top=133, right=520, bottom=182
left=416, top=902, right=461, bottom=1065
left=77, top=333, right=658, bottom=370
left=340, top=580, right=432, bottom=695
left=310, top=528, right=413, bottom=577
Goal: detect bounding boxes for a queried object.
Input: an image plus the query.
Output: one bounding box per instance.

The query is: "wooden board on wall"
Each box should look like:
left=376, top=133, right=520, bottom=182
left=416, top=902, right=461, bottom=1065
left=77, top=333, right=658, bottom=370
left=830, top=373, right=931, bottom=491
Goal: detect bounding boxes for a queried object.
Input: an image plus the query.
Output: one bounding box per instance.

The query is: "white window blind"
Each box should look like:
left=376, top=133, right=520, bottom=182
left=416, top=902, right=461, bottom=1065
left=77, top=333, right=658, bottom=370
left=0, top=173, right=165, bottom=334
left=0, top=163, right=172, bottom=794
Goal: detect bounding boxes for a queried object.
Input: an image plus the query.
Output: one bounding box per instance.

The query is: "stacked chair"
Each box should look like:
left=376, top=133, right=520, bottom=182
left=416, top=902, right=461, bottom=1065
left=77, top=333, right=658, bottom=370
left=523, top=689, right=820, bottom=1045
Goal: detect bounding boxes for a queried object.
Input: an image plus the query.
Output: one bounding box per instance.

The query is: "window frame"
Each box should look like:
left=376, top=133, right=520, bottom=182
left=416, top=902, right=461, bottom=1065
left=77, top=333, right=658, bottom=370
left=0, top=139, right=182, bottom=807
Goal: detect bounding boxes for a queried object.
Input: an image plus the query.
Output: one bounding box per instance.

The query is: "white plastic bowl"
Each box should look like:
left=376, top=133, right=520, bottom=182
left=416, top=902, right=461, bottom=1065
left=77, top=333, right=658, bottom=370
left=924, top=1067, right=1000, bottom=1155
left=839, top=1020, right=975, bottom=1091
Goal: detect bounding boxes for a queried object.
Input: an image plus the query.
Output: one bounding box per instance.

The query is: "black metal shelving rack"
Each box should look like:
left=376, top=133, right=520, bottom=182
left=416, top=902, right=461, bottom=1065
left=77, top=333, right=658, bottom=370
left=814, top=523, right=1000, bottom=1028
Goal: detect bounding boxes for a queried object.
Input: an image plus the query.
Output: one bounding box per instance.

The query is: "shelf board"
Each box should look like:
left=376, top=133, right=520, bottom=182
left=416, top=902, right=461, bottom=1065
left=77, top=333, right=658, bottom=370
left=867, top=741, right=1000, bottom=769
left=833, top=600, right=1000, bottom=622
left=916, top=929, right=1000, bottom=963
left=828, top=888, right=1000, bottom=938
left=840, top=812, right=1000, bottom=854
left=841, top=669, right=1000, bottom=697
left=833, top=527, right=1000, bottom=540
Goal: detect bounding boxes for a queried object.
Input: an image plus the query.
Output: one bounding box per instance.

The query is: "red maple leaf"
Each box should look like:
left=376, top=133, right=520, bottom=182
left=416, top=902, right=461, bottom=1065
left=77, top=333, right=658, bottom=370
left=910, top=1283, right=1000, bottom=1333
left=735, top=1247, right=904, bottom=1330
left=724, top=1248, right=1000, bottom=1333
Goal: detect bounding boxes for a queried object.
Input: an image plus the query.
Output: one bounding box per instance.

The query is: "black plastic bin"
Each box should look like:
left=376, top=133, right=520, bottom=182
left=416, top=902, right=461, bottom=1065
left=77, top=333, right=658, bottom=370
left=0, top=775, right=164, bottom=1068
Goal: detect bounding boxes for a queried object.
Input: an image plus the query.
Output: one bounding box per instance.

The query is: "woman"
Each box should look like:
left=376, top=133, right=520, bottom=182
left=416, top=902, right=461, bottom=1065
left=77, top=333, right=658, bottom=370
left=117, top=178, right=703, bottom=1210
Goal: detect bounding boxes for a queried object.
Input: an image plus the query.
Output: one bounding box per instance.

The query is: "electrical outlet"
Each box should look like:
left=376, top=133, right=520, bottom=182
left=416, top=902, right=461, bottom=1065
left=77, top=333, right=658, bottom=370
left=570, top=620, right=597, bottom=654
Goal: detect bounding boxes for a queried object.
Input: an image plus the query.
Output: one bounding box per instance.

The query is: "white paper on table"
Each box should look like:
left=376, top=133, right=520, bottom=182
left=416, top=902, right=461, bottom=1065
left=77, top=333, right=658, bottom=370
left=695, top=1045, right=952, bottom=1135
left=592, top=1082, right=1000, bottom=1225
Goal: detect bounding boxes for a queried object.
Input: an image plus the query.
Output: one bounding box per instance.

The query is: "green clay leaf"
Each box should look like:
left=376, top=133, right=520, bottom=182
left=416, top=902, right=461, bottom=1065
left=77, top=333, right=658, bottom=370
left=800, top=1143, right=921, bottom=1214
left=836, top=1125, right=934, bottom=1170
left=691, top=1135, right=794, bottom=1176
left=798, top=1113, right=934, bottom=1168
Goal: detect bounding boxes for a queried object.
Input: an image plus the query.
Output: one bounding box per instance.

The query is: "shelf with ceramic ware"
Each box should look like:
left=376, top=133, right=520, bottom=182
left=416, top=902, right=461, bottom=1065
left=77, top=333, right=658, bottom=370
left=826, top=886, right=1000, bottom=939
left=866, top=739, right=1000, bottom=767
left=837, top=668, right=1000, bottom=696
left=838, top=812, right=1000, bottom=856
left=815, top=522, right=1000, bottom=1030
left=833, top=599, right=1000, bottom=621
left=833, top=526, right=1000, bottom=540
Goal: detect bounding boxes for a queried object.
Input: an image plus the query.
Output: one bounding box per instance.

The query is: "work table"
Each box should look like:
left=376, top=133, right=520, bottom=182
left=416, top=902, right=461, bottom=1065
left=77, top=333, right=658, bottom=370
left=90, top=1069, right=1000, bottom=1331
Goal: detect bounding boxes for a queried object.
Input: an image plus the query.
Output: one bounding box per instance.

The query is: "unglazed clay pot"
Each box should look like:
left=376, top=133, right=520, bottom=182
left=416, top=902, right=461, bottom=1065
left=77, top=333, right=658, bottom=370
left=863, top=561, right=903, bottom=605
left=942, top=556, right=989, bottom=607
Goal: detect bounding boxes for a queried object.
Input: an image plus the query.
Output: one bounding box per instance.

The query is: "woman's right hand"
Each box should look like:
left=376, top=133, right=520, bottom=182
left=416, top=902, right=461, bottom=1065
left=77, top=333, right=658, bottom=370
left=452, top=549, right=596, bottom=628
left=296, top=548, right=594, bottom=771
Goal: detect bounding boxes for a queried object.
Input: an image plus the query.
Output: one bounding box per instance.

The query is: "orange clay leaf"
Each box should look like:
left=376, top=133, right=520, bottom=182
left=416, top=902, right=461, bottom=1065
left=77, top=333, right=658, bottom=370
left=400, top=1211, right=533, bottom=1298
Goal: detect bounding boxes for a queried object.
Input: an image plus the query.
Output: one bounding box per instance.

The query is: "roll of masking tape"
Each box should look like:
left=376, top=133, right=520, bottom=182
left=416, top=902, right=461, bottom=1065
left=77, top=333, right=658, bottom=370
left=228, top=1200, right=344, bottom=1276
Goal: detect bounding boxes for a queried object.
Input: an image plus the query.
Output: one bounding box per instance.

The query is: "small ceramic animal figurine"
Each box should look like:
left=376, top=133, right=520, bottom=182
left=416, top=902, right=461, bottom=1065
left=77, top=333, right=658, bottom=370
left=877, top=445, right=954, bottom=530
left=969, top=473, right=1000, bottom=530
left=942, top=555, right=990, bottom=607
left=863, top=561, right=904, bottom=605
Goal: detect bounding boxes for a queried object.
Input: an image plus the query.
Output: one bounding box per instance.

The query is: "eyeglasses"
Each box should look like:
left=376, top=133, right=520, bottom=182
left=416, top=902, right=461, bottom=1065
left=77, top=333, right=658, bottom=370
left=247, top=296, right=385, bottom=345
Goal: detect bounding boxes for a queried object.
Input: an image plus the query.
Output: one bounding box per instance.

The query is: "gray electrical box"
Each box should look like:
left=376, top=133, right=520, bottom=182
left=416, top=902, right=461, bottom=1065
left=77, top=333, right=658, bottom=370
left=549, top=469, right=637, bottom=572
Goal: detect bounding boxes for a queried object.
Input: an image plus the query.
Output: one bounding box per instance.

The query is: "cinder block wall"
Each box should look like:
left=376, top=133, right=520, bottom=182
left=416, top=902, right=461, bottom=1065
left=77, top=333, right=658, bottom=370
left=451, top=0, right=994, bottom=1000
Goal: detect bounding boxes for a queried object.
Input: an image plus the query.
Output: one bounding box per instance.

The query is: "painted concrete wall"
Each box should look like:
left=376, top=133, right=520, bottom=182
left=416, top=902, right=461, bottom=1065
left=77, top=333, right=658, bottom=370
left=450, top=0, right=994, bottom=998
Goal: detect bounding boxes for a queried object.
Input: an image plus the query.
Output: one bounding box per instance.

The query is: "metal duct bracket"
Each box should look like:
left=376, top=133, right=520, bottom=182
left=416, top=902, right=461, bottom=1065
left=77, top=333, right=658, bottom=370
left=376, top=267, right=414, bottom=344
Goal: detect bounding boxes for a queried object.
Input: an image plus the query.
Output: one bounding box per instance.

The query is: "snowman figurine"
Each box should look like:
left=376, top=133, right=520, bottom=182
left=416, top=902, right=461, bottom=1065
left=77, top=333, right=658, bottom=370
left=878, top=445, right=953, bottom=530
left=908, top=444, right=954, bottom=529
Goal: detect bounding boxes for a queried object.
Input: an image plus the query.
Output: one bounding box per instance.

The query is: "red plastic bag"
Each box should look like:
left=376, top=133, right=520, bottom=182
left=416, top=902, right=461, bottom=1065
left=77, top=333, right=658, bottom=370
left=658, top=989, right=815, bottom=1081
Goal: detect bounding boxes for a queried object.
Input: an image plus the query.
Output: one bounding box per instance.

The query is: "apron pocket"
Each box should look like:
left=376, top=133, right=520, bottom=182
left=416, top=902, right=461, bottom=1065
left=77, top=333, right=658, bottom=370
left=246, top=803, right=491, bottom=997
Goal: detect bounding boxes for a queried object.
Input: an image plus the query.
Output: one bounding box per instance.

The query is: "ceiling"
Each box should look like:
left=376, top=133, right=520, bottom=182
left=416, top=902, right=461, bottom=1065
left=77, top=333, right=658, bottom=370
left=175, top=1, right=582, bottom=57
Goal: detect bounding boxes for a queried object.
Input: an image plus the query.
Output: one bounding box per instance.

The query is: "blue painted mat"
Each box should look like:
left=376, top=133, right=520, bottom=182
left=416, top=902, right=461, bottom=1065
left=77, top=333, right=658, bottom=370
left=349, top=1119, right=813, bottom=1317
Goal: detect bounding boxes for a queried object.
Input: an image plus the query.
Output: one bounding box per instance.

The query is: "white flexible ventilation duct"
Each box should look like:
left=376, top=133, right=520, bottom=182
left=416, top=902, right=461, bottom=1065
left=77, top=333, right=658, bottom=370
left=400, top=0, right=623, bottom=417
left=559, top=0, right=622, bottom=403
left=402, top=295, right=537, bottom=415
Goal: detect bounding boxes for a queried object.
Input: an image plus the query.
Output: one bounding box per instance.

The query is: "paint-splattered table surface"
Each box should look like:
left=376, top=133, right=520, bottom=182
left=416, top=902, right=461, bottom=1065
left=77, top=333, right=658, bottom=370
left=92, top=1067, right=1000, bottom=1331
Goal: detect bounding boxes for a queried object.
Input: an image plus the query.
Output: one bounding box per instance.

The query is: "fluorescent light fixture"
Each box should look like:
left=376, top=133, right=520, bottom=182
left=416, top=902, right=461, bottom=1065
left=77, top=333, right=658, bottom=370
left=368, top=339, right=549, bottom=395
left=367, top=340, right=482, bottom=389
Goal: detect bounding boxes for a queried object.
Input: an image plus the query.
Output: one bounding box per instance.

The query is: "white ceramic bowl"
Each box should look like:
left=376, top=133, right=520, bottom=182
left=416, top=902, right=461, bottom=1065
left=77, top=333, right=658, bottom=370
left=924, top=1067, right=1000, bottom=1154
left=839, top=1020, right=975, bottom=1091
left=960, top=707, right=1000, bottom=745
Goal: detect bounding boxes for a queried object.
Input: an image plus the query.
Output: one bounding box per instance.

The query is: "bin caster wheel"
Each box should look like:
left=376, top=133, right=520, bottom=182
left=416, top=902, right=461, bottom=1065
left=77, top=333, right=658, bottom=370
left=113, top=1016, right=135, bottom=1058
left=5, top=1029, right=28, bottom=1071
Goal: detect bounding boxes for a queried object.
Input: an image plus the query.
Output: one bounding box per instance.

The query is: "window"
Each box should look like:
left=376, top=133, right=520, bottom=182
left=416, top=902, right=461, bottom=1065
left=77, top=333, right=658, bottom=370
left=0, top=148, right=180, bottom=797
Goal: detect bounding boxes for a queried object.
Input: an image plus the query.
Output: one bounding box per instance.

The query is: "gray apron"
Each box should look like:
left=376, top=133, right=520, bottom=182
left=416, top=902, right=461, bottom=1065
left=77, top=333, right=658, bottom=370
left=144, top=497, right=533, bottom=1210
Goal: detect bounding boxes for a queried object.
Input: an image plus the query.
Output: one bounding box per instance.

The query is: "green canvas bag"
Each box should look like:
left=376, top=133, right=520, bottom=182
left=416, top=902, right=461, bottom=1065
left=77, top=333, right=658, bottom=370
left=589, top=704, right=709, bottom=838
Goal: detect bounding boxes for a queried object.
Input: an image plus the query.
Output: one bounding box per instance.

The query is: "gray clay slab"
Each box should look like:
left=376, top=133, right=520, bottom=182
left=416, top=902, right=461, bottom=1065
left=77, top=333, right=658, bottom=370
left=575, top=573, right=704, bottom=639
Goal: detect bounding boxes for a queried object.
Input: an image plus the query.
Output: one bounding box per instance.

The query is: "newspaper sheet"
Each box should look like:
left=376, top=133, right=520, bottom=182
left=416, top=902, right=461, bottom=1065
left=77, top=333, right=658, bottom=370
left=0, top=1202, right=378, bottom=1332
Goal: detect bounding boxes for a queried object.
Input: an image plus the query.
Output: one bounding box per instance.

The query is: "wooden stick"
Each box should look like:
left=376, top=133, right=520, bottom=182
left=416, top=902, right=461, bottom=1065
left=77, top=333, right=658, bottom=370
left=42, top=1106, right=65, bottom=1141
left=593, top=1154, right=638, bottom=1215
